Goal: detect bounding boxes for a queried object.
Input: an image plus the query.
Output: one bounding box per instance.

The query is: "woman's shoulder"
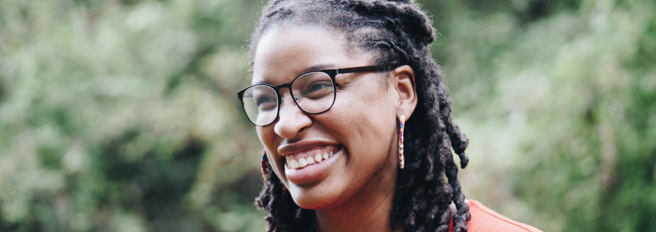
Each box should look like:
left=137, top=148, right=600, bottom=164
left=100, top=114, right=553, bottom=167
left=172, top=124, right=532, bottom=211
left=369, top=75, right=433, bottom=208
left=450, top=200, right=543, bottom=232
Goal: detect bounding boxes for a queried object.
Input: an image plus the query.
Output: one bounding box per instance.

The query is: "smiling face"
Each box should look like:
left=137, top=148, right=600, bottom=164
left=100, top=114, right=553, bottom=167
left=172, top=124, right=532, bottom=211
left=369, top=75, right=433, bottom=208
left=252, top=25, right=401, bottom=210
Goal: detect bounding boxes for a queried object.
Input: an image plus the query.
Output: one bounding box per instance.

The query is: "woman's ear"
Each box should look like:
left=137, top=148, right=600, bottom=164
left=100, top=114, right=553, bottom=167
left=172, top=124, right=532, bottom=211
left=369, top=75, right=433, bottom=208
left=392, top=65, right=418, bottom=119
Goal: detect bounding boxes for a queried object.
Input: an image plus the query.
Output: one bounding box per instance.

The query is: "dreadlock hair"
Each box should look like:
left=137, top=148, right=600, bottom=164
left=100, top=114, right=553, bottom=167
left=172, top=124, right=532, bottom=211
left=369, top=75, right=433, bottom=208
left=251, top=0, right=471, bottom=231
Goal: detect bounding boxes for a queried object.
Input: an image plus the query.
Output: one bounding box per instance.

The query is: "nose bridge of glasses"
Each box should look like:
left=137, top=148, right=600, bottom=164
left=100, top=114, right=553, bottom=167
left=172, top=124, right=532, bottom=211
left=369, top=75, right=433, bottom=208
left=274, top=83, right=299, bottom=102
left=274, top=83, right=304, bottom=118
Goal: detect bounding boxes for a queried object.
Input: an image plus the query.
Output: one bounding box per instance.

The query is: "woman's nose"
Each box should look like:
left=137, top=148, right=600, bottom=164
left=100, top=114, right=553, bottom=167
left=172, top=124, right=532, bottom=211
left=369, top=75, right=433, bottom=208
left=274, top=91, right=312, bottom=139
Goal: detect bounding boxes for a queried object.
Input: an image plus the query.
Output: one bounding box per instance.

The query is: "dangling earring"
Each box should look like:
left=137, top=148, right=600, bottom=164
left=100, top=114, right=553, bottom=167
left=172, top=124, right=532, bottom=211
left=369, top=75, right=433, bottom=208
left=398, top=115, right=406, bottom=169
left=261, top=151, right=271, bottom=183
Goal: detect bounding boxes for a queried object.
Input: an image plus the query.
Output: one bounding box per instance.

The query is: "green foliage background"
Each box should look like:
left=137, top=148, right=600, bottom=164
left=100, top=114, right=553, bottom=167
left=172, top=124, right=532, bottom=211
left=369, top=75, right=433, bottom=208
left=0, top=0, right=654, bottom=231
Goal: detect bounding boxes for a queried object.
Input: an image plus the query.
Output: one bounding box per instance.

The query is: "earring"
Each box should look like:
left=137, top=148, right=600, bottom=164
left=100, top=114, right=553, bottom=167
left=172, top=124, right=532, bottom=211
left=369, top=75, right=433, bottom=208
left=398, top=115, right=406, bottom=169
left=261, top=151, right=271, bottom=183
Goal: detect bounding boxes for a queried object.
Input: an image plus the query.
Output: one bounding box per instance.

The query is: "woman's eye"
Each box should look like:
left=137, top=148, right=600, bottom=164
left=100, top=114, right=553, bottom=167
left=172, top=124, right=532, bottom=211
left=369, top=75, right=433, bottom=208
left=307, top=82, right=331, bottom=92
left=255, top=96, right=276, bottom=110
left=303, top=81, right=333, bottom=99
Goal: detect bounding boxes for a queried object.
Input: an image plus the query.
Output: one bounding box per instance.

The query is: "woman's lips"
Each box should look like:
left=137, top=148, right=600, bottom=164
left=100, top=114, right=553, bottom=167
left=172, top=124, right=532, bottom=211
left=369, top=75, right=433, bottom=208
left=283, top=146, right=342, bottom=185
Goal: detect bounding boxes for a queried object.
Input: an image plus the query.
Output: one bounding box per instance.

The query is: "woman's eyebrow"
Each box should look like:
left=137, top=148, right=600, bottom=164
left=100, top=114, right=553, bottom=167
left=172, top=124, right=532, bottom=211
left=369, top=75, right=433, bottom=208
left=253, top=79, right=272, bottom=85
left=300, top=63, right=337, bottom=73
left=252, top=63, right=338, bottom=85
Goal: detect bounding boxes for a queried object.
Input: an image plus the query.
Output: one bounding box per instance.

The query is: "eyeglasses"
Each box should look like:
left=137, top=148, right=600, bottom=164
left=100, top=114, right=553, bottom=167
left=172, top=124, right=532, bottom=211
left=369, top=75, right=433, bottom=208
left=237, top=65, right=391, bottom=126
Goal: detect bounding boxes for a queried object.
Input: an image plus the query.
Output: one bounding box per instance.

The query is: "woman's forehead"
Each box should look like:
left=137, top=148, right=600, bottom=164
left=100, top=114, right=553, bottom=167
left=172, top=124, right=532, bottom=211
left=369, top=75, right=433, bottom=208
left=251, top=25, right=370, bottom=85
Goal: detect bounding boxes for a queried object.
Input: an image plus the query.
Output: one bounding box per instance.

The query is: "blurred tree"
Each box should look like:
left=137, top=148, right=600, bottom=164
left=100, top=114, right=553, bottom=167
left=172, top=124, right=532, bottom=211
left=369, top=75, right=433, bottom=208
left=421, top=0, right=656, bottom=231
left=0, top=0, right=266, bottom=231
left=0, top=0, right=654, bottom=231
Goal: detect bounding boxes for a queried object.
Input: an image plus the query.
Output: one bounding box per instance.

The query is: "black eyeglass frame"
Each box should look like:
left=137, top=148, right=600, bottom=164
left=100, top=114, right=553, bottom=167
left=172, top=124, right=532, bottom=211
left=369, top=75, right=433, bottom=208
left=237, top=65, right=392, bottom=126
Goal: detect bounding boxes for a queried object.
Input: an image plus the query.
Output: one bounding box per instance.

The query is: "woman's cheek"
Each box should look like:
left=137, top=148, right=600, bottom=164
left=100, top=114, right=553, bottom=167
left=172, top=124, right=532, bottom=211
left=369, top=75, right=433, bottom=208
left=257, top=126, right=275, bottom=150
left=257, top=127, right=283, bottom=175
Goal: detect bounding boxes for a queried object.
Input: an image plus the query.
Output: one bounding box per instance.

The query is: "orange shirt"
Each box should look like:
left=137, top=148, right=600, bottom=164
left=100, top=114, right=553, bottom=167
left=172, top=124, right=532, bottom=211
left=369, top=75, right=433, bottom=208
left=450, top=200, right=542, bottom=232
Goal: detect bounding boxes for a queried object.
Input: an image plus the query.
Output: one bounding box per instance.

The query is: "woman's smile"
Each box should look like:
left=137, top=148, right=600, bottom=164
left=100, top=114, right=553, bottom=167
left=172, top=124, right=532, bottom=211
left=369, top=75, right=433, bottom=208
left=282, top=145, right=338, bottom=170
left=283, top=145, right=343, bottom=185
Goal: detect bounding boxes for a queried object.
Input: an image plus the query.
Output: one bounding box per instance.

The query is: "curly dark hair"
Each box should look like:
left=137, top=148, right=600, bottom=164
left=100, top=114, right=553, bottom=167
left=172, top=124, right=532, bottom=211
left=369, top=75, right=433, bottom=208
left=251, top=0, right=471, bottom=231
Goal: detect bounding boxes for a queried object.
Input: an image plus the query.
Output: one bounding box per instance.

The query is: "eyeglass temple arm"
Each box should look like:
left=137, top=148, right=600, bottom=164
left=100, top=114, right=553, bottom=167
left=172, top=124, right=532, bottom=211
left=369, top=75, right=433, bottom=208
left=335, top=65, right=392, bottom=74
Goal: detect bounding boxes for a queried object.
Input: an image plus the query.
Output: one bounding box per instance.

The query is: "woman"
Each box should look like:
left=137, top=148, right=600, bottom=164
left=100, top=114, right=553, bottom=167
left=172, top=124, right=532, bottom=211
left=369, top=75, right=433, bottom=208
left=237, top=0, right=542, bottom=231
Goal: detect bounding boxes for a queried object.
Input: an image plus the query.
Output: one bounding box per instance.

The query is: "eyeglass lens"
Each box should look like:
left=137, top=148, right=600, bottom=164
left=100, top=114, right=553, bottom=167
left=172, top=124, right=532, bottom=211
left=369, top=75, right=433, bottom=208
left=241, top=71, right=335, bottom=125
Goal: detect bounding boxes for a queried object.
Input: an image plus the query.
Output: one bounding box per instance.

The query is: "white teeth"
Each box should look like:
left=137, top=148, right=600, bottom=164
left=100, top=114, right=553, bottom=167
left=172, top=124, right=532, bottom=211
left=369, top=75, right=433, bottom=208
left=287, top=150, right=338, bottom=170
left=298, top=158, right=308, bottom=168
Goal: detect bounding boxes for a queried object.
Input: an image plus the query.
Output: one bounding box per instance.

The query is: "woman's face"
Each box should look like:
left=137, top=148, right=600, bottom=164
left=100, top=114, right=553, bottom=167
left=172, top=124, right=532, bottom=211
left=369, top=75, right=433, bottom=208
left=252, top=25, right=401, bottom=210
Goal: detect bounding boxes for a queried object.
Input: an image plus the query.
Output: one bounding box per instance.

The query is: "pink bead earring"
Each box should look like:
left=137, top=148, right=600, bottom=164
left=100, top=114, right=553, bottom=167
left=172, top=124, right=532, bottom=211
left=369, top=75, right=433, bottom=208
left=398, top=115, right=406, bottom=169
left=261, top=151, right=271, bottom=183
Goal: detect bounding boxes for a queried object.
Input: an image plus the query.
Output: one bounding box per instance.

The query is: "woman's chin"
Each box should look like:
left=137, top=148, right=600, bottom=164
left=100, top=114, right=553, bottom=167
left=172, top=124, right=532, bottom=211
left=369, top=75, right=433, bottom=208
left=287, top=180, right=352, bottom=210
left=290, top=191, right=344, bottom=211
left=283, top=149, right=351, bottom=210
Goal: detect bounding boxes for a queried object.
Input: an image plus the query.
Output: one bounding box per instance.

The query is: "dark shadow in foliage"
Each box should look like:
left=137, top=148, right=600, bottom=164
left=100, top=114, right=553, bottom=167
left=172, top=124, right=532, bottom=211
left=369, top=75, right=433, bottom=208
left=0, top=78, right=5, bottom=104
left=514, top=0, right=581, bottom=25
left=458, top=0, right=582, bottom=25
left=0, top=214, right=20, bottom=232
left=97, top=129, right=208, bottom=231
